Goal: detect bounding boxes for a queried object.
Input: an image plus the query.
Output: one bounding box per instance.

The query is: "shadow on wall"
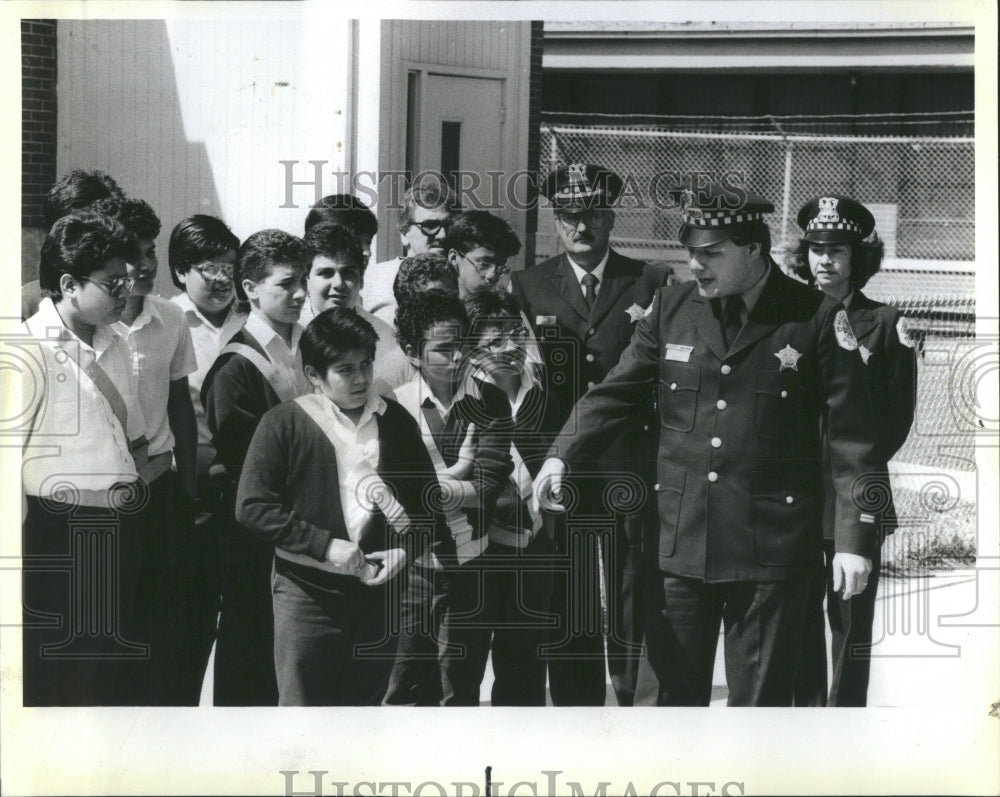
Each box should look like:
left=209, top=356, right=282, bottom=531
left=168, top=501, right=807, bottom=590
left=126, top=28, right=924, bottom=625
left=23, top=19, right=222, bottom=300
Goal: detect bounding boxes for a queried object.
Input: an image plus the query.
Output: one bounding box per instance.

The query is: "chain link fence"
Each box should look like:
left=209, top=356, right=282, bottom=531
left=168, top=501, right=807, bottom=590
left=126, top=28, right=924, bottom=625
left=538, top=117, right=974, bottom=266
left=536, top=116, right=980, bottom=567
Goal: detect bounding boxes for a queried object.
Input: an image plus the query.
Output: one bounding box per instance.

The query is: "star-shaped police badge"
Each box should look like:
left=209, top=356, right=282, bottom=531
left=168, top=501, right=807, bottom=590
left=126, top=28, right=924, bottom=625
left=625, top=303, right=650, bottom=322
left=775, top=344, right=803, bottom=371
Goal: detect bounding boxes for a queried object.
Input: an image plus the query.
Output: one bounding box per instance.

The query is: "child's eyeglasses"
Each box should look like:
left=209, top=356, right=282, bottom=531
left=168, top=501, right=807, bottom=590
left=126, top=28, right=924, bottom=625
left=80, top=275, right=135, bottom=298
left=191, top=263, right=236, bottom=281
left=458, top=253, right=510, bottom=280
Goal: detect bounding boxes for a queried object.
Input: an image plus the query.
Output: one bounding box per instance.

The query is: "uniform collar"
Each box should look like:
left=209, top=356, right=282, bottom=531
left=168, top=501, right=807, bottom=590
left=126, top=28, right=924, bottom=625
left=566, top=249, right=609, bottom=288
left=738, top=260, right=771, bottom=315
left=173, top=292, right=242, bottom=332
left=245, top=310, right=303, bottom=353
left=34, top=297, right=121, bottom=357
left=310, top=389, right=387, bottom=428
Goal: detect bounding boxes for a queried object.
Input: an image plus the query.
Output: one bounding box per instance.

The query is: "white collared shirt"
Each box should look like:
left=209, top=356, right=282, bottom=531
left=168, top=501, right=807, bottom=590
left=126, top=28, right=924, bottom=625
left=22, top=298, right=146, bottom=503
left=361, top=256, right=402, bottom=328
left=114, top=295, right=197, bottom=456
left=242, top=311, right=312, bottom=399
left=300, top=391, right=386, bottom=543
left=171, top=293, right=247, bottom=453
left=566, top=249, right=610, bottom=298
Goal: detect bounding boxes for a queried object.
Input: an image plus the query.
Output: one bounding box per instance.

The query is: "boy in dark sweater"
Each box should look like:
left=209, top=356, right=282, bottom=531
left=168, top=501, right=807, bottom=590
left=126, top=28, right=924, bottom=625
left=237, top=309, right=445, bottom=705
left=202, top=229, right=312, bottom=705
left=386, top=291, right=514, bottom=706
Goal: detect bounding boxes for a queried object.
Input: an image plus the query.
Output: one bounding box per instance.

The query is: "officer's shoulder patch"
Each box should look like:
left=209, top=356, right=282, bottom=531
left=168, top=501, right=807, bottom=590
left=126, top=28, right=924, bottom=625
left=834, top=309, right=859, bottom=351
left=896, top=316, right=917, bottom=349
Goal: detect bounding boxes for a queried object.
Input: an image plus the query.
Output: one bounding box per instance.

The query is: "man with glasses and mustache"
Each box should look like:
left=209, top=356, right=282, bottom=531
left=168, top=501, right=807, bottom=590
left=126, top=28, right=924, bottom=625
left=510, top=163, right=670, bottom=706
left=362, top=174, right=461, bottom=327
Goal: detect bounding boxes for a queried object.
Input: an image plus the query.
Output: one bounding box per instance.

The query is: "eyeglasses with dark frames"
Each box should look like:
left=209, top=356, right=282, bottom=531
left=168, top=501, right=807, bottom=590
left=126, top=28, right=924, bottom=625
left=79, top=275, right=136, bottom=298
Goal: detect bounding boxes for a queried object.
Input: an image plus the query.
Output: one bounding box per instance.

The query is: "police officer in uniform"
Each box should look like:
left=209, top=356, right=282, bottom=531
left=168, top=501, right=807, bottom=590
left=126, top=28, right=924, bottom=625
left=790, top=195, right=917, bottom=706
left=511, top=163, right=670, bottom=705
left=534, top=181, right=885, bottom=706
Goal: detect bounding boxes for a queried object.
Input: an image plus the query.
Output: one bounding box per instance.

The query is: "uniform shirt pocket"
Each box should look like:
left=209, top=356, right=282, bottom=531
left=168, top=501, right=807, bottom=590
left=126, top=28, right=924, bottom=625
left=751, top=470, right=818, bottom=566
left=754, top=369, right=799, bottom=440
left=658, top=362, right=699, bottom=433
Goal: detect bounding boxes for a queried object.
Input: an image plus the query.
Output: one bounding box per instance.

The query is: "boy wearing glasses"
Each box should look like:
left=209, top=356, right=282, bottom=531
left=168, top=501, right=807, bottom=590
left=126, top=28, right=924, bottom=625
left=363, top=174, right=461, bottom=327
left=464, top=289, right=563, bottom=705
left=168, top=214, right=245, bottom=700
left=21, top=211, right=149, bottom=704
left=386, top=291, right=514, bottom=705
left=510, top=163, right=670, bottom=706
left=444, top=210, right=522, bottom=297
left=202, top=229, right=313, bottom=705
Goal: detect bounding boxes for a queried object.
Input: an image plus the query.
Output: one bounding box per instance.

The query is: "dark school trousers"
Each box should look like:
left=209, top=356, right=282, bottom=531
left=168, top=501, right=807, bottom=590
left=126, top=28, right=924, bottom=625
left=213, top=483, right=278, bottom=706
left=22, top=494, right=146, bottom=706
left=271, top=559, right=399, bottom=705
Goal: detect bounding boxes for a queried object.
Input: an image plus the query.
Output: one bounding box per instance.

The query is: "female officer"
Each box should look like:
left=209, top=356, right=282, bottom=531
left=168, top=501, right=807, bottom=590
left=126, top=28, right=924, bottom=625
left=790, top=195, right=917, bottom=706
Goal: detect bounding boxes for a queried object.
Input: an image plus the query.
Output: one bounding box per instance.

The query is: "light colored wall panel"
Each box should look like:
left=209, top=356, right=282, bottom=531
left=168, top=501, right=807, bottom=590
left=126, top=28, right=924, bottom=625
left=57, top=17, right=351, bottom=297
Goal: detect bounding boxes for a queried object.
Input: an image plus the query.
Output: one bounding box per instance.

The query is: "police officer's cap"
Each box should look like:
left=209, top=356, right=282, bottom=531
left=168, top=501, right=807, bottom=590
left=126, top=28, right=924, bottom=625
left=676, top=182, right=775, bottom=248
left=543, top=163, right=624, bottom=209
left=797, top=195, right=876, bottom=243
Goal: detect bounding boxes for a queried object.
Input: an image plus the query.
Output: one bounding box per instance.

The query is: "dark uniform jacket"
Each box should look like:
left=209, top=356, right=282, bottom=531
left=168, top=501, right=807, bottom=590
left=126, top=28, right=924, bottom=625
left=510, top=249, right=671, bottom=482
left=819, top=290, right=917, bottom=540
left=555, top=265, right=886, bottom=583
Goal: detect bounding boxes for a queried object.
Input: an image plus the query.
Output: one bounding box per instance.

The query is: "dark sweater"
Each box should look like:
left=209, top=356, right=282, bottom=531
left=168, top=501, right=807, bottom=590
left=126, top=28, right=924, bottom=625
left=236, top=397, right=450, bottom=582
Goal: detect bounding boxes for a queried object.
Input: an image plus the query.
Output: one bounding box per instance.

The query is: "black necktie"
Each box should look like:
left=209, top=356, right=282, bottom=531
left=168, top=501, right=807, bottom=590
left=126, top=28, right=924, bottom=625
left=581, top=273, right=597, bottom=311
left=722, top=296, right=743, bottom=349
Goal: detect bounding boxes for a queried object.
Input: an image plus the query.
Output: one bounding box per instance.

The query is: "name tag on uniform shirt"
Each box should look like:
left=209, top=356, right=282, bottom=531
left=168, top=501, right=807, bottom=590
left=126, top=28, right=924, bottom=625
left=536, top=315, right=557, bottom=326
left=665, top=343, right=693, bottom=362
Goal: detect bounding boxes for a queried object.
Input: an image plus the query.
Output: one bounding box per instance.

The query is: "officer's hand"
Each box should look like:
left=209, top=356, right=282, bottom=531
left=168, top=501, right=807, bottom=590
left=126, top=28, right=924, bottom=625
left=533, top=458, right=567, bottom=513
left=326, top=539, right=365, bottom=576
left=832, top=552, right=873, bottom=600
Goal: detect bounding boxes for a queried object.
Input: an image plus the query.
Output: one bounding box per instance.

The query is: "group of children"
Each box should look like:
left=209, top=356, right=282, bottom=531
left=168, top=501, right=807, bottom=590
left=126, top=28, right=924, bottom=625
left=21, top=169, right=562, bottom=707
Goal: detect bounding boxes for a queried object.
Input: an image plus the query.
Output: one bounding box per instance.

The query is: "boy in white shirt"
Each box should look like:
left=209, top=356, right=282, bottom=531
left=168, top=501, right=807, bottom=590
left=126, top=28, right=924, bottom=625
left=202, top=229, right=312, bottom=705
left=236, top=309, right=444, bottom=705
left=21, top=211, right=148, bottom=705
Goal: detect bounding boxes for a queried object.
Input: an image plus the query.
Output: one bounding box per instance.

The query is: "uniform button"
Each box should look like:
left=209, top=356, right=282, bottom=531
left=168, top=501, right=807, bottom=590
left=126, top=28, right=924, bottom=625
left=669, top=382, right=677, bottom=391
left=708, top=471, right=719, bottom=483
left=587, top=328, right=596, bottom=337
left=786, top=495, right=794, bottom=504
left=711, top=437, right=722, bottom=448
left=585, top=353, right=595, bottom=363
left=653, top=483, right=660, bottom=492
left=781, top=390, right=788, bottom=398
left=721, top=364, right=732, bottom=375
left=643, top=424, right=650, bottom=431
left=587, top=381, right=596, bottom=389
left=716, top=399, right=728, bottom=410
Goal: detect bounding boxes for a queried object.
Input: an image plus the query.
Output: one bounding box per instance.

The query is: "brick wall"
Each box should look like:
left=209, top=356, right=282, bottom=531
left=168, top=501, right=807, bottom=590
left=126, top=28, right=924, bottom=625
left=524, top=20, right=543, bottom=267
left=22, top=20, right=57, bottom=230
